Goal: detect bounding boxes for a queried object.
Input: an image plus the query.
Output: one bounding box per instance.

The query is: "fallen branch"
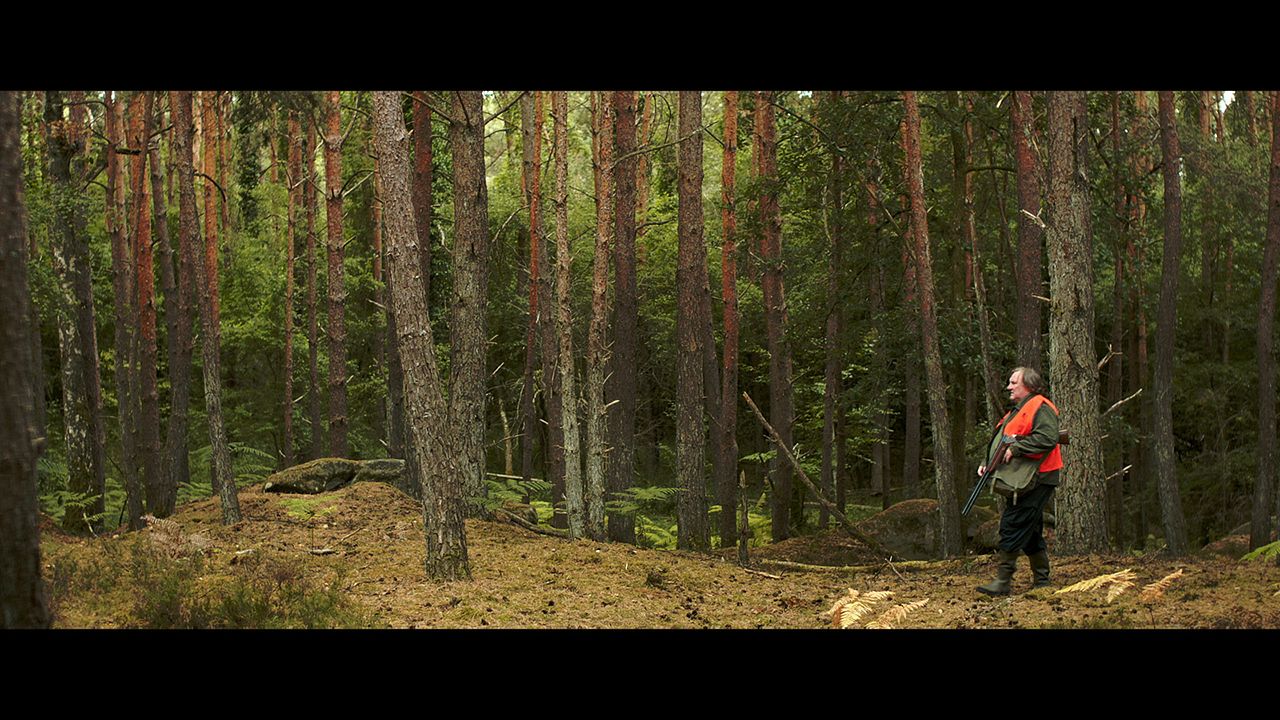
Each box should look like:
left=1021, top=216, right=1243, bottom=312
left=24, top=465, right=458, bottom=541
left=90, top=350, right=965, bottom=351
left=740, top=567, right=782, bottom=580
left=756, top=558, right=942, bottom=574
left=496, top=508, right=569, bottom=539
left=743, top=391, right=896, bottom=559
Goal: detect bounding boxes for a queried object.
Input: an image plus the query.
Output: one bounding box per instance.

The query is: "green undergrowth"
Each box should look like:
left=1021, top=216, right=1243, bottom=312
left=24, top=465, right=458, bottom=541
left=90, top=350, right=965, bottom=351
left=46, top=534, right=374, bottom=629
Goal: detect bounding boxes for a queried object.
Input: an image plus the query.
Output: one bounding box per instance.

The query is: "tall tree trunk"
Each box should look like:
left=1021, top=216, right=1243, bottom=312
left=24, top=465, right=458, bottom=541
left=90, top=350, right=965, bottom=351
left=584, top=92, right=612, bottom=541
left=1251, top=90, right=1280, bottom=550
left=200, top=92, right=221, bottom=334
left=305, top=120, right=323, bottom=460
left=323, top=91, right=349, bottom=458
left=902, top=91, right=963, bottom=557
left=822, top=90, right=844, bottom=528
left=128, top=92, right=163, bottom=519
left=718, top=90, right=741, bottom=547
left=867, top=157, right=892, bottom=509
left=1106, top=92, right=1127, bottom=546
left=167, top=91, right=198, bottom=510
left=675, top=90, right=710, bottom=551
left=108, top=91, right=143, bottom=529
left=47, top=91, right=107, bottom=534
left=518, top=91, right=541, bottom=493
left=1045, top=91, right=1109, bottom=554
left=448, top=91, right=493, bottom=509
left=176, top=91, right=240, bottom=525
left=607, top=90, right=638, bottom=543
left=636, top=92, right=654, bottom=238
left=371, top=90, right=470, bottom=580
left=153, top=95, right=185, bottom=517
left=1012, top=90, right=1045, bottom=369
left=532, top=93, right=566, bottom=528
left=370, top=114, right=386, bottom=452
left=1149, top=91, right=1191, bottom=555
left=550, top=91, right=582, bottom=535
left=412, top=92, right=433, bottom=308
left=756, top=91, right=795, bottom=540
left=283, top=114, right=302, bottom=469
left=900, top=195, right=922, bottom=500
left=1, top=89, right=50, bottom=627
left=375, top=112, right=412, bottom=499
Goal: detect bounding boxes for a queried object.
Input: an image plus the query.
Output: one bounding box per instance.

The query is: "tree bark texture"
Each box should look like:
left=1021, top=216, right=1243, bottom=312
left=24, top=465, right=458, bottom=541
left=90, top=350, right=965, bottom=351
left=107, top=91, right=144, bottom=528
left=518, top=91, right=541, bottom=492
left=902, top=91, right=963, bottom=557
left=1251, top=91, right=1280, bottom=550
left=49, top=90, right=108, bottom=534
left=323, top=91, right=349, bottom=458
left=412, top=92, right=433, bottom=308
left=372, top=90, right=470, bottom=581
left=1045, top=91, right=1110, bottom=554
left=718, top=90, right=741, bottom=547
left=305, top=120, right=323, bottom=460
left=675, top=90, right=710, bottom=551
left=1012, top=91, right=1045, bottom=369
left=283, top=114, right=302, bottom=469
left=128, top=93, right=164, bottom=519
left=607, top=90, right=638, bottom=543
left=822, top=90, right=844, bottom=528
left=1149, top=91, right=1191, bottom=555
left=532, top=93, right=566, bottom=528
left=756, top=91, right=795, bottom=541
left=176, top=91, right=241, bottom=525
left=550, top=91, right=583, bottom=536
left=152, top=95, right=186, bottom=517
left=0, top=90, right=50, bottom=627
left=448, top=90, right=493, bottom=509
left=584, top=92, right=613, bottom=541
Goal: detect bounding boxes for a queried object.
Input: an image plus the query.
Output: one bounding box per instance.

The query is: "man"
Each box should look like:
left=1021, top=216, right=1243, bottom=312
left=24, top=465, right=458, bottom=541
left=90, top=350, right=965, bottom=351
left=976, top=366, right=1061, bottom=596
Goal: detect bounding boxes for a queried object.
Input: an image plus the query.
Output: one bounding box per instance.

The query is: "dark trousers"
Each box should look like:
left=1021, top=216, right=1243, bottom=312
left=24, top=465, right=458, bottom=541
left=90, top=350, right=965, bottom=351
left=998, top=483, right=1055, bottom=554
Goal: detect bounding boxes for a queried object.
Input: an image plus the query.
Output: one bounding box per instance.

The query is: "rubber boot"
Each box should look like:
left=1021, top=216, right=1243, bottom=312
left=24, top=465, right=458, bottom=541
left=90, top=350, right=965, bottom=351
left=1028, top=550, right=1051, bottom=588
left=977, top=551, right=1018, bottom=596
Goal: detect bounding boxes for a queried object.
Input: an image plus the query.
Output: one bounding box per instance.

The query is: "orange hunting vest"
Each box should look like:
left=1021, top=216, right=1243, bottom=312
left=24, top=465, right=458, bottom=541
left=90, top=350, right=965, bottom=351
left=996, top=395, right=1063, bottom=473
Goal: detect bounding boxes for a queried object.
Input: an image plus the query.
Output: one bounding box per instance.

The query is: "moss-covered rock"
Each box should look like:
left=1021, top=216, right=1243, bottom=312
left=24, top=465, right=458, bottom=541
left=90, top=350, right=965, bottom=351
left=264, top=458, right=406, bottom=494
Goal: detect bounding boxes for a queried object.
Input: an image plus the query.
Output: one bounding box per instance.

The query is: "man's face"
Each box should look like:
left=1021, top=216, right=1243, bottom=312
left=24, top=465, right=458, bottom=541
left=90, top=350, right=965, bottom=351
left=1008, top=371, right=1031, bottom=403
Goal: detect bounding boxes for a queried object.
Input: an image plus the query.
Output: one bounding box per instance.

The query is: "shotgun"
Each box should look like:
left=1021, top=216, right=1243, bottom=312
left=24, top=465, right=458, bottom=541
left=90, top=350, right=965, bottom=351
left=962, top=430, right=1070, bottom=517
left=962, top=435, right=1017, bottom=517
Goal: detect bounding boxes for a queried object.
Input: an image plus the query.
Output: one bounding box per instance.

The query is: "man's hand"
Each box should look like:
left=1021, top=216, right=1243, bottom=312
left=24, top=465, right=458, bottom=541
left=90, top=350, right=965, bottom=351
left=1003, top=447, right=1014, bottom=464
left=977, top=465, right=986, bottom=477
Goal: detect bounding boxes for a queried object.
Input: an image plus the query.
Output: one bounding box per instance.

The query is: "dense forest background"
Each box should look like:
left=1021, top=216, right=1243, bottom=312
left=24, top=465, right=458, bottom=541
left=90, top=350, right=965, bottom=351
left=4, top=91, right=1279, bottom=620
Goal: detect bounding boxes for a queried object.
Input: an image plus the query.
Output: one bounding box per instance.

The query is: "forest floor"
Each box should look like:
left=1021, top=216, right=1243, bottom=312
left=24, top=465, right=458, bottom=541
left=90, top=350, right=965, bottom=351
left=40, top=481, right=1280, bottom=629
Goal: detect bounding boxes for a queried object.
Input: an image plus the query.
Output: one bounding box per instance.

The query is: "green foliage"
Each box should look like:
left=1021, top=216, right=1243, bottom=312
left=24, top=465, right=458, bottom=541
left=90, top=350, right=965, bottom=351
left=1242, top=541, right=1280, bottom=562
left=468, top=476, right=552, bottom=515
left=605, top=485, right=679, bottom=517
left=280, top=496, right=337, bottom=521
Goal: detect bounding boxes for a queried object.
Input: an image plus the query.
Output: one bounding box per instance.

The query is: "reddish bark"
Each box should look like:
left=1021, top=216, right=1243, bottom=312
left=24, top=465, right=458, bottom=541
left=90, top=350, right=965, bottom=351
left=903, top=91, right=962, bottom=557
left=128, top=92, right=163, bottom=519
left=607, top=90, right=638, bottom=543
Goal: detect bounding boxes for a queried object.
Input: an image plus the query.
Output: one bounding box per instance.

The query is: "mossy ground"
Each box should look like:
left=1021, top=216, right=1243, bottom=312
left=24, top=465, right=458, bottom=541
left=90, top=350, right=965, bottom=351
left=41, top=482, right=1280, bottom=629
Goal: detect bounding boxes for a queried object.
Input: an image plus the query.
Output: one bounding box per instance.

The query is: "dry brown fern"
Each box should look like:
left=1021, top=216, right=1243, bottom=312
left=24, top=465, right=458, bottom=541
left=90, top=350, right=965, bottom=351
left=1139, top=568, right=1184, bottom=603
left=1055, top=568, right=1137, bottom=603
left=865, top=599, right=928, bottom=629
left=829, top=589, right=895, bottom=629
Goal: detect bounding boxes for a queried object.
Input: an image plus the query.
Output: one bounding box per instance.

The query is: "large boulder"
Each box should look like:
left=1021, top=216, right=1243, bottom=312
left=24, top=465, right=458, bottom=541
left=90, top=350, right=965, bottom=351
left=264, top=457, right=406, bottom=494
left=854, top=499, right=940, bottom=560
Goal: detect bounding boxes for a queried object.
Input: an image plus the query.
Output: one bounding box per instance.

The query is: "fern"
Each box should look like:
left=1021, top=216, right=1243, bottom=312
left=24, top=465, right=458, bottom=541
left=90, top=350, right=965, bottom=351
left=828, top=589, right=909, bottom=629
left=865, top=599, right=929, bottom=629
left=1242, top=541, right=1280, bottom=562
left=1056, top=569, right=1137, bottom=604
left=1139, top=568, right=1184, bottom=603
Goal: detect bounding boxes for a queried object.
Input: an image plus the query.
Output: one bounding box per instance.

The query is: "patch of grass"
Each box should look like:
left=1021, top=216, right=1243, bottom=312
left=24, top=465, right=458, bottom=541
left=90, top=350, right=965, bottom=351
left=281, top=496, right=338, bottom=522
